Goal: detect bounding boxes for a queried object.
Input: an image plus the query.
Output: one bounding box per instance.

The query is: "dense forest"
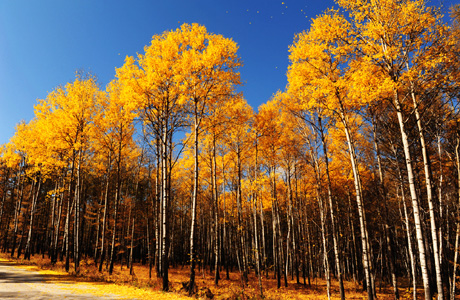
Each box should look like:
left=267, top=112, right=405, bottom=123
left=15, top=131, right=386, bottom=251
left=0, top=0, right=460, bottom=299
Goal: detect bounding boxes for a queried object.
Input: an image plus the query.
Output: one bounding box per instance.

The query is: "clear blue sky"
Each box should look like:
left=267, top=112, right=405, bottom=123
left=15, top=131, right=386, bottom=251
left=0, top=0, right=456, bottom=145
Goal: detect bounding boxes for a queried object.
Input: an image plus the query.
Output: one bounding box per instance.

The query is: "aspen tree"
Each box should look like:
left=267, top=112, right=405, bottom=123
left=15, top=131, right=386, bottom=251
left=222, top=98, right=254, bottom=285
left=256, top=97, right=286, bottom=288
left=177, top=24, right=241, bottom=294
left=288, top=10, right=373, bottom=299
left=45, top=75, right=102, bottom=272
left=336, top=0, right=453, bottom=297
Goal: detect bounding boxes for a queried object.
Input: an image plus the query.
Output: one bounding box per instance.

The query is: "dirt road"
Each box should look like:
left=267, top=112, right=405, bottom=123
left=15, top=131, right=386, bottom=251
left=0, top=260, right=133, bottom=299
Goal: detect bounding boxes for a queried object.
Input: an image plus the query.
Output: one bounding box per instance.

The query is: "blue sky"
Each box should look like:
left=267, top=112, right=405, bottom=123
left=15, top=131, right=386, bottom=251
left=0, top=0, right=456, bottom=145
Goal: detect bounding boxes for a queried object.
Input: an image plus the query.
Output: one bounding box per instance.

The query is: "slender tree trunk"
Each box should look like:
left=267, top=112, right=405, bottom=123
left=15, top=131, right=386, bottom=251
left=236, top=144, right=248, bottom=283
left=409, top=86, right=443, bottom=300
left=74, top=149, right=82, bottom=273
left=347, top=192, right=359, bottom=284
left=371, top=112, right=399, bottom=299
left=147, top=215, right=152, bottom=279
left=0, top=170, right=9, bottom=235
left=48, top=178, right=57, bottom=258
left=313, top=159, right=331, bottom=300
left=24, top=176, right=41, bottom=260
left=389, top=140, right=418, bottom=299
left=52, top=176, right=64, bottom=264
left=161, top=123, right=170, bottom=291
left=394, top=92, right=431, bottom=300
left=285, top=163, right=293, bottom=282
left=17, top=187, right=33, bottom=259
left=305, top=205, right=313, bottom=286
left=253, top=140, right=263, bottom=297
left=270, top=164, right=281, bottom=288
left=11, top=165, right=24, bottom=258
left=398, top=171, right=418, bottom=300
left=109, top=124, right=126, bottom=275
left=253, top=192, right=263, bottom=297
left=293, top=165, right=300, bottom=284
left=451, top=129, right=460, bottom=300
left=259, top=193, right=267, bottom=278
left=436, top=133, right=446, bottom=294
left=65, top=156, right=76, bottom=272
left=99, top=152, right=111, bottom=272
left=49, top=177, right=60, bottom=262
left=155, top=136, right=162, bottom=277
left=130, top=218, right=135, bottom=275
left=339, top=107, right=373, bottom=300
left=306, top=132, right=331, bottom=298
left=189, top=111, right=199, bottom=295
left=276, top=200, right=287, bottom=287
left=318, top=116, right=345, bottom=300
left=94, top=194, right=101, bottom=262
left=452, top=222, right=459, bottom=300
left=109, top=164, right=121, bottom=275
left=212, top=134, right=220, bottom=286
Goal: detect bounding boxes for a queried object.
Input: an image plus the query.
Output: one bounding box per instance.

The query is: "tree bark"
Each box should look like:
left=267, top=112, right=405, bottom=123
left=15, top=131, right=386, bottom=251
left=189, top=105, right=199, bottom=295
left=129, top=218, right=135, bottom=275
left=394, top=92, right=431, bottom=300
left=52, top=176, right=64, bottom=264
left=24, top=176, right=41, bottom=260
left=161, top=122, right=170, bottom=291
left=338, top=107, right=373, bottom=300
left=11, top=163, right=24, bottom=258
left=451, top=128, right=460, bottom=300
left=318, top=116, right=346, bottom=300
left=409, top=88, right=443, bottom=300
left=271, top=165, right=281, bottom=289
left=65, top=155, right=76, bottom=272
left=313, top=158, right=331, bottom=300
left=253, top=140, right=263, bottom=297
left=74, top=149, right=82, bottom=272
left=236, top=143, right=248, bottom=284
left=99, top=151, right=111, bottom=272
left=109, top=159, right=122, bottom=275
left=306, top=131, right=331, bottom=299
left=212, top=134, right=220, bottom=286
left=371, top=112, right=399, bottom=299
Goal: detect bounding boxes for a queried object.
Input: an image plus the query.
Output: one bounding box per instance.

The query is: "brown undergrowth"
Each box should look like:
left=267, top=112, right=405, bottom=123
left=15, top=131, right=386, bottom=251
left=0, top=253, right=419, bottom=299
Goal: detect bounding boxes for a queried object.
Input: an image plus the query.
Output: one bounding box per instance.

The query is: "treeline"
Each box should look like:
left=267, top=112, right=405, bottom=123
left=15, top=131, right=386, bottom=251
left=0, top=1, right=460, bottom=300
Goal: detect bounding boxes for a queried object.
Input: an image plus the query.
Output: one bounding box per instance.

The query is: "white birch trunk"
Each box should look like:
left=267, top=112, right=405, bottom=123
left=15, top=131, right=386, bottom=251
left=394, top=93, right=431, bottom=300
left=339, top=109, right=373, bottom=300
left=410, top=87, right=443, bottom=300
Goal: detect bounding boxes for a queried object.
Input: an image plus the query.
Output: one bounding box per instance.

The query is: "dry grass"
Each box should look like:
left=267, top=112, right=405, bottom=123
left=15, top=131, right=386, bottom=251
left=0, top=253, right=423, bottom=299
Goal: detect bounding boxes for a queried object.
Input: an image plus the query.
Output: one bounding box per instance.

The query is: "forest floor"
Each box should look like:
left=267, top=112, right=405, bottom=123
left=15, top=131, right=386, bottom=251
left=0, top=253, right=419, bottom=299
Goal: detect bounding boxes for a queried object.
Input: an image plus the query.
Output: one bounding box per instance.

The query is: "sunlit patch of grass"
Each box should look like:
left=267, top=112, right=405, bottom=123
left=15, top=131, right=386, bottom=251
left=38, top=268, right=68, bottom=276
left=0, top=252, right=423, bottom=299
left=58, top=281, right=191, bottom=300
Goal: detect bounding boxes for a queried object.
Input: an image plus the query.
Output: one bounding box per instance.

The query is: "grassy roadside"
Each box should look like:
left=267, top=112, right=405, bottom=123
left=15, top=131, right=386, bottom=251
left=0, top=253, right=190, bottom=300
left=0, top=252, right=402, bottom=299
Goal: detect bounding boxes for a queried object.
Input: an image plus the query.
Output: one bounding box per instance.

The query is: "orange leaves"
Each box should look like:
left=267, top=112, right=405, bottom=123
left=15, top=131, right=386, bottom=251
left=120, top=23, right=242, bottom=141
left=6, top=74, right=106, bottom=178
left=343, top=0, right=450, bottom=88
left=255, top=94, right=285, bottom=165
left=1, top=141, right=22, bottom=170
left=287, top=9, right=362, bottom=119
left=91, top=78, right=139, bottom=175
left=45, top=75, right=103, bottom=151
left=288, top=0, right=452, bottom=122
